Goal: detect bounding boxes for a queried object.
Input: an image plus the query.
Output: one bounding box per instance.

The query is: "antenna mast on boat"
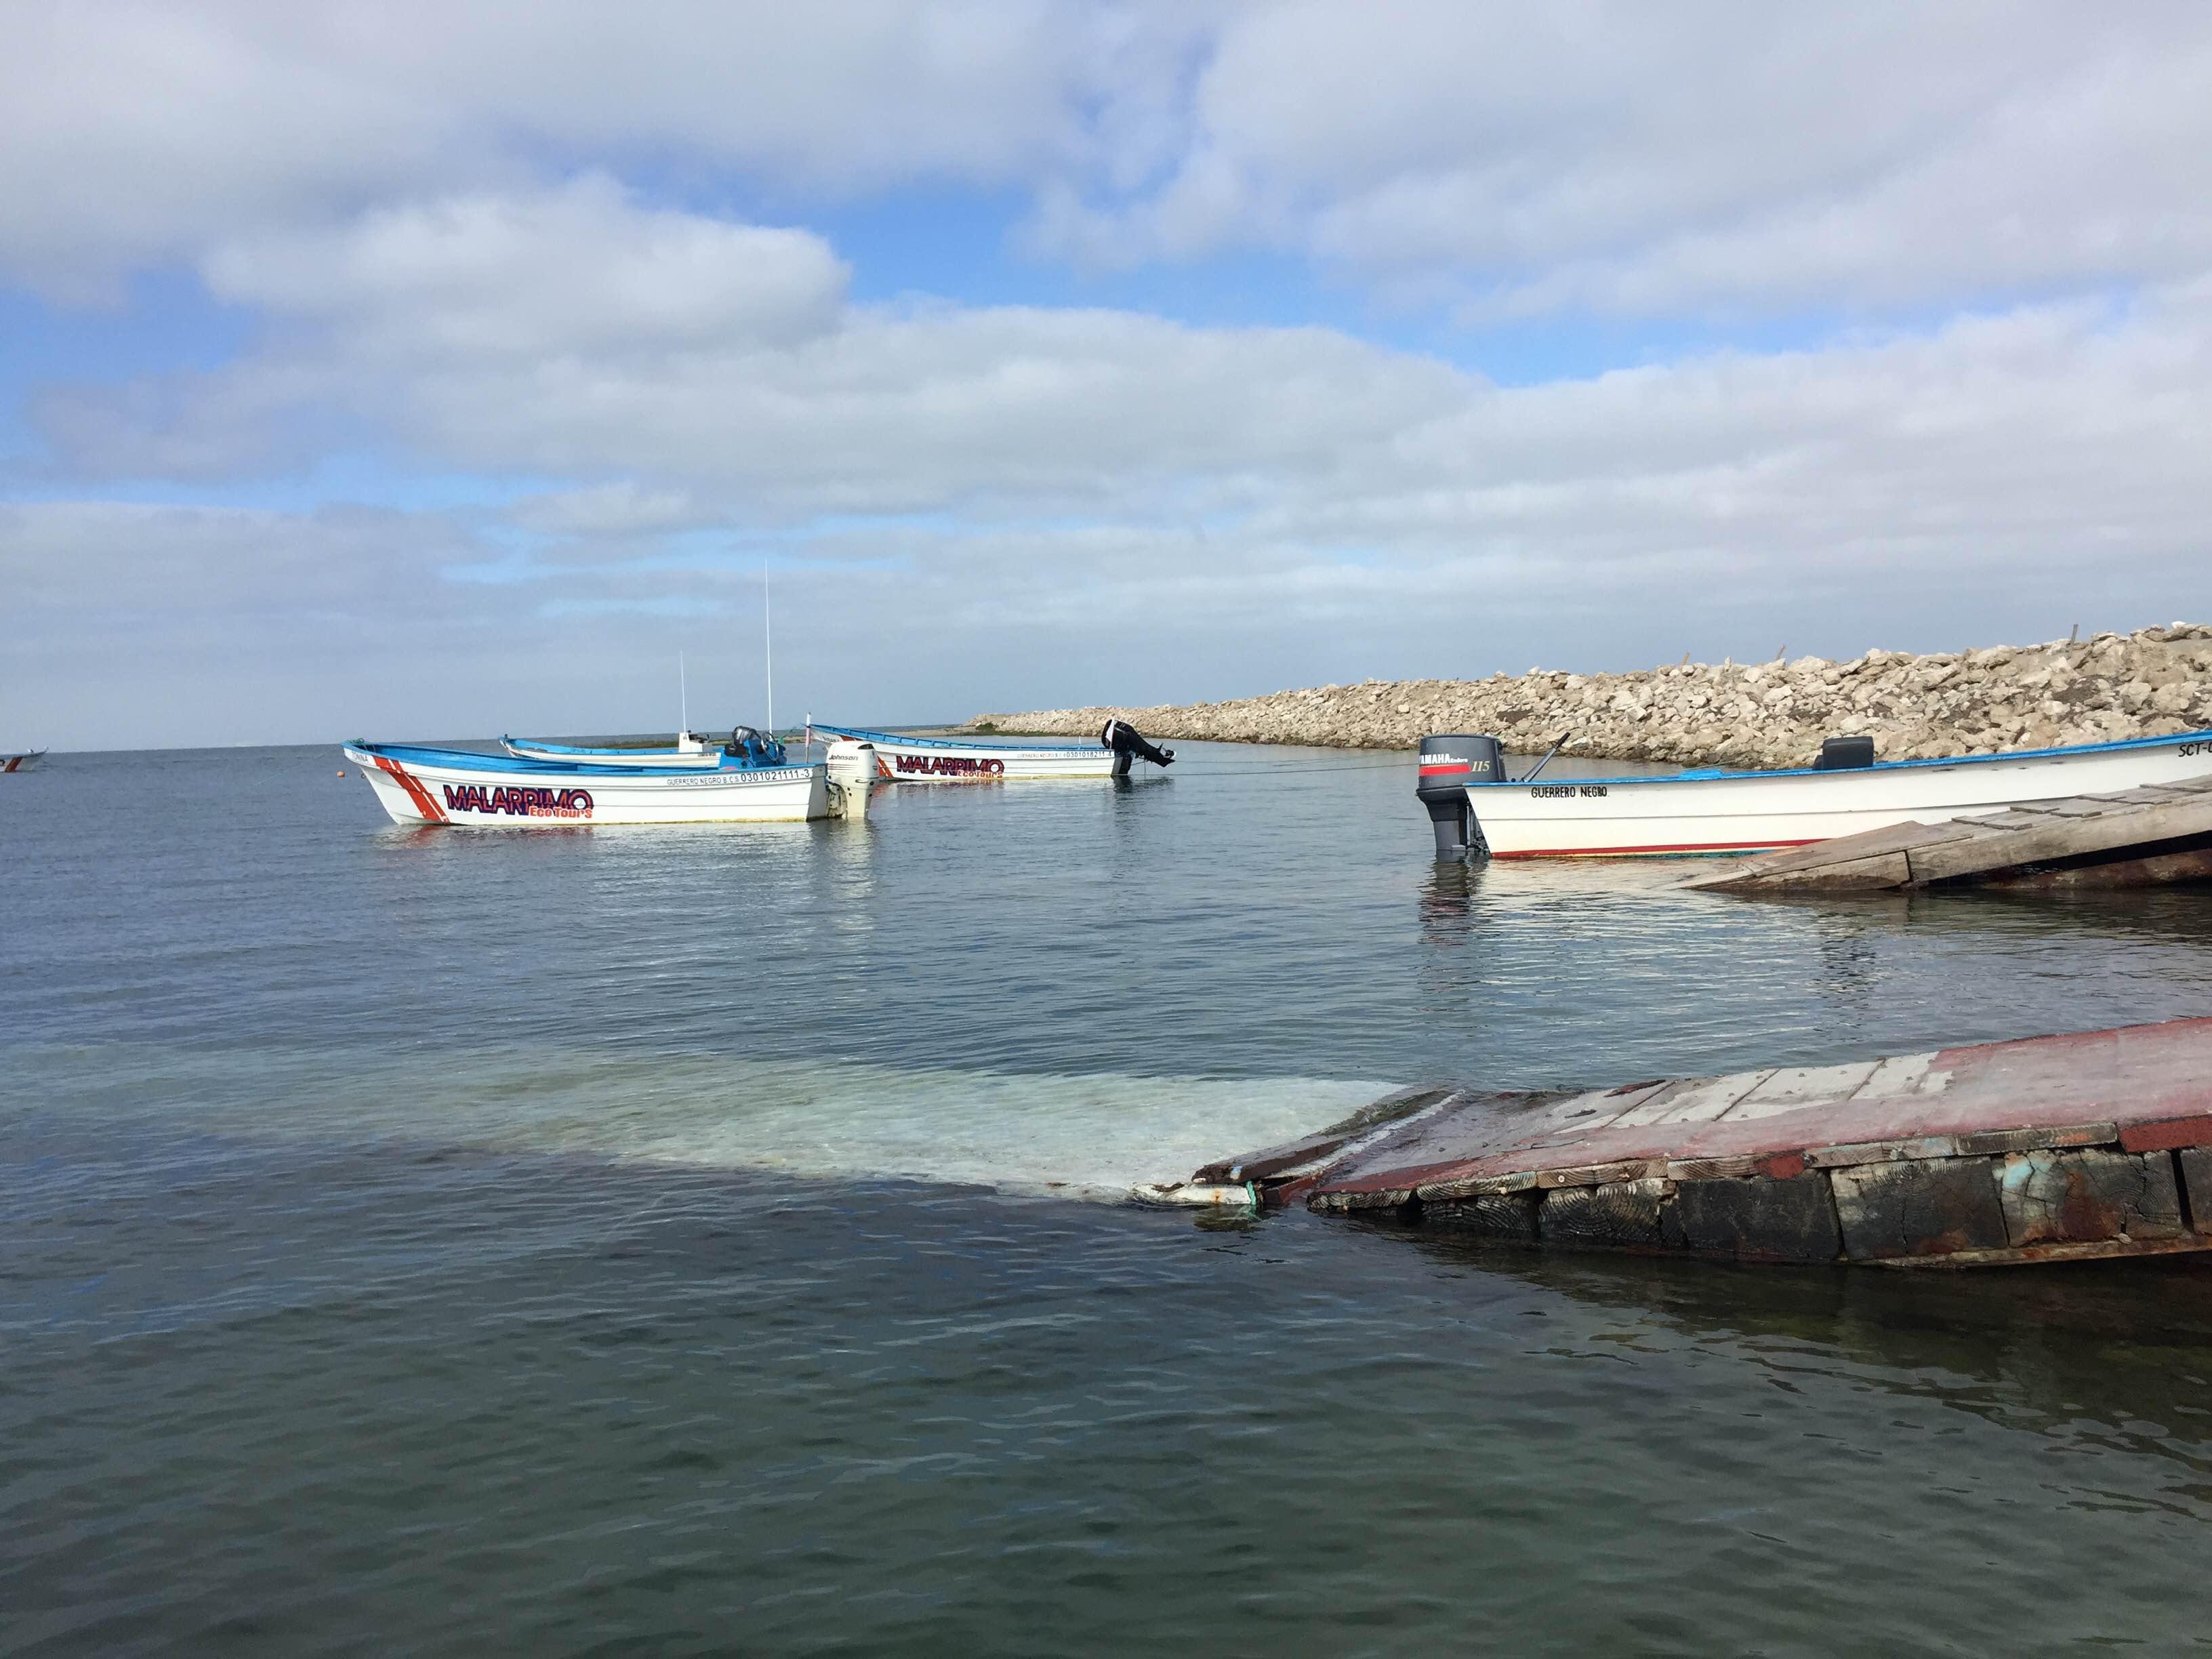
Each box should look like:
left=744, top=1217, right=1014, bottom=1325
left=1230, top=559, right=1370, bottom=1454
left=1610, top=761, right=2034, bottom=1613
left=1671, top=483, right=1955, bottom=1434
left=680, top=649, right=688, bottom=735
left=764, top=565, right=774, bottom=737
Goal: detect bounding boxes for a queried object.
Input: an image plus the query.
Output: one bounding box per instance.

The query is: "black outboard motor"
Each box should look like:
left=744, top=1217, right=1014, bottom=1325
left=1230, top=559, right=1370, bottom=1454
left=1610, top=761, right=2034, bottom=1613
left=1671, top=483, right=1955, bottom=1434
left=1813, top=735, right=1875, bottom=771
left=1101, top=718, right=1174, bottom=777
left=1416, top=733, right=1504, bottom=859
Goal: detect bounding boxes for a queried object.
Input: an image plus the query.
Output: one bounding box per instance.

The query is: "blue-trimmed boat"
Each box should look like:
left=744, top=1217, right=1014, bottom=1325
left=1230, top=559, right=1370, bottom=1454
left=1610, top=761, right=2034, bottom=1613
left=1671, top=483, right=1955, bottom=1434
left=344, top=740, right=827, bottom=826
left=1417, top=726, right=2212, bottom=858
left=810, top=722, right=1124, bottom=781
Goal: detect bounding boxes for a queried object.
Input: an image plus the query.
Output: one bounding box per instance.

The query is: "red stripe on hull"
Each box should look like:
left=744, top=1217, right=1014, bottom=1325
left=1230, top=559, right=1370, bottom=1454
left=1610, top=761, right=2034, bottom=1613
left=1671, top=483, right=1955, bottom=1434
left=1492, top=838, right=1823, bottom=859
left=373, top=755, right=448, bottom=823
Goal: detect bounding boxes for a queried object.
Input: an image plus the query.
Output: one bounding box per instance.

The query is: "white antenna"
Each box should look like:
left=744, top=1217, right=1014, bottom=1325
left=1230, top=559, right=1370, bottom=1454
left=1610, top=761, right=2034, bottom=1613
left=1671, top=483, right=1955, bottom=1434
left=764, top=565, right=774, bottom=737
left=679, top=649, right=687, bottom=735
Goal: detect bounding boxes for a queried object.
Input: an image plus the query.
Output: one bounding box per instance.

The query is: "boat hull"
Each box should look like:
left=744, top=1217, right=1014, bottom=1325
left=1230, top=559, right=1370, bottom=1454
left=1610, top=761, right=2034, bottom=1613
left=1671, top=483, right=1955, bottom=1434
left=812, top=724, right=1118, bottom=781
left=344, top=746, right=829, bottom=826
left=3, top=750, right=45, bottom=773
left=1458, top=731, right=2212, bottom=857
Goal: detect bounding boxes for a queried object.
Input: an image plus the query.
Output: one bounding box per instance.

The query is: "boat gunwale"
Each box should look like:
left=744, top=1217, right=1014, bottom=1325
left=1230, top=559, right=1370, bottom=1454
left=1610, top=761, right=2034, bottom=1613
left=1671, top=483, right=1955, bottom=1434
left=501, top=735, right=721, bottom=758
left=1462, top=724, right=2212, bottom=790
left=345, top=741, right=816, bottom=780
left=810, top=722, right=1105, bottom=756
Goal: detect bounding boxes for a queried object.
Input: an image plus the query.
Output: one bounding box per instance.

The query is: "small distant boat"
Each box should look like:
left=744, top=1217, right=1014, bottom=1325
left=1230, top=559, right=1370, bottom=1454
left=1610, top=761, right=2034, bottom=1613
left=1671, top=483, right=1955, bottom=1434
left=501, top=727, right=787, bottom=769
left=1418, top=726, right=2212, bottom=859
left=342, top=741, right=829, bottom=826
left=1, top=748, right=43, bottom=773
left=811, top=722, right=1168, bottom=781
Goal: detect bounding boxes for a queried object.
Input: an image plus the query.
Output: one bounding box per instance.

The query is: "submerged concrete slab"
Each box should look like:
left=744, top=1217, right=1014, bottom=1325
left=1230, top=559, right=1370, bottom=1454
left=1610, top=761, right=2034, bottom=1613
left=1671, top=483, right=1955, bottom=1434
left=1188, top=1016, right=2212, bottom=1269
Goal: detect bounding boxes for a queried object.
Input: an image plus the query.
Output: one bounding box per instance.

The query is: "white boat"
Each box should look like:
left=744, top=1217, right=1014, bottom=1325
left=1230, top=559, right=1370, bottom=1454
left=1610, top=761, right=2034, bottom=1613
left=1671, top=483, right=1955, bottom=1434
left=501, top=729, right=784, bottom=769
left=343, top=741, right=829, bottom=826
left=2, top=748, right=44, bottom=773
left=1418, top=728, right=2212, bottom=859
left=810, top=722, right=1125, bottom=781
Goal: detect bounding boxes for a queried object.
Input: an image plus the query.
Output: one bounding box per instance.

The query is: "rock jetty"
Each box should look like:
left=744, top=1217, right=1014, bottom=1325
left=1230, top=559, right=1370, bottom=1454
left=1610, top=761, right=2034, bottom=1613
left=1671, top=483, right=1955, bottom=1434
left=968, top=624, right=2212, bottom=769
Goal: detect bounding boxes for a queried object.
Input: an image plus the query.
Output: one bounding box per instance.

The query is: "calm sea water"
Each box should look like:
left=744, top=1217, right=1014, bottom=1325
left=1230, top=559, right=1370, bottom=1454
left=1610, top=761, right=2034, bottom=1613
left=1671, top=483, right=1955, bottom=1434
left=7, top=741, right=2212, bottom=1655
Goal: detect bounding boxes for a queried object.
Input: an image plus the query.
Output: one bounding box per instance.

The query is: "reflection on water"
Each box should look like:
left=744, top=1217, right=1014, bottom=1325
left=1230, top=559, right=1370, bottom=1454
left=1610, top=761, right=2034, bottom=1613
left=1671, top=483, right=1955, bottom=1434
left=1399, top=1222, right=2212, bottom=1441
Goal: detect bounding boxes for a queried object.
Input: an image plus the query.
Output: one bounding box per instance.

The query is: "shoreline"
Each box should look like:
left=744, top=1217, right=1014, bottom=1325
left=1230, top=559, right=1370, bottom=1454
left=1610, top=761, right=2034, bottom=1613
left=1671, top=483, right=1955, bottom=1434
left=968, top=623, right=2212, bottom=770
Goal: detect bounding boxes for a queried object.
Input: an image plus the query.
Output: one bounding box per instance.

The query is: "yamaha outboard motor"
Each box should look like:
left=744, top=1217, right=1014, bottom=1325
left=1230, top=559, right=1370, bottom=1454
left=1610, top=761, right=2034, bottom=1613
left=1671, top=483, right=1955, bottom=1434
left=1101, top=718, right=1174, bottom=777
left=1416, top=733, right=1504, bottom=859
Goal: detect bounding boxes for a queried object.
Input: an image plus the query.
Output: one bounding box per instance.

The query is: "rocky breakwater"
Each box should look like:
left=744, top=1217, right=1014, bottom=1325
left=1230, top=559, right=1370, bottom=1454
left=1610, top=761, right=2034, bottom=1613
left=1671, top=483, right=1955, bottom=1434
left=970, top=623, right=2212, bottom=769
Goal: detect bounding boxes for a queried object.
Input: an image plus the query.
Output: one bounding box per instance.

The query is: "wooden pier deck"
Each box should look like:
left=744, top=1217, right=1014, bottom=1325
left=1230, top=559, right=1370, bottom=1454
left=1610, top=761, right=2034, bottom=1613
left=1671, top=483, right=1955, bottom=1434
left=1681, top=774, right=2212, bottom=895
left=1166, top=1017, right=2212, bottom=1269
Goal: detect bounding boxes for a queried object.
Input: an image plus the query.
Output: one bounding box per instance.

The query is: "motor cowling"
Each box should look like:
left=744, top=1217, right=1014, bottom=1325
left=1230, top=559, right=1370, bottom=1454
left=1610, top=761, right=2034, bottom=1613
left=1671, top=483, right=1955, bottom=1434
left=1416, top=733, right=1502, bottom=859
left=1100, top=718, right=1174, bottom=773
left=724, top=725, right=787, bottom=766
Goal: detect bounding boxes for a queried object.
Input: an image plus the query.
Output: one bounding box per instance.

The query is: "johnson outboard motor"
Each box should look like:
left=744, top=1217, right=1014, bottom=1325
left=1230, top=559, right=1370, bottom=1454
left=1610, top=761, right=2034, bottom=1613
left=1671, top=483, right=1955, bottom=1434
left=1416, top=733, right=1504, bottom=859
left=1101, top=718, right=1174, bottom=777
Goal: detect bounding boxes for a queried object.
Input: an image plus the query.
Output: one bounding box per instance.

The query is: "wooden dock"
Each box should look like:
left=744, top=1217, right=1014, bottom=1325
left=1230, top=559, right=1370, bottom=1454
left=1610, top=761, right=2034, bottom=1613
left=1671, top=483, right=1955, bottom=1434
left=1164, top=1017, right=2212, bottom=1269
left=1681, top=775, right=2212, bottom=894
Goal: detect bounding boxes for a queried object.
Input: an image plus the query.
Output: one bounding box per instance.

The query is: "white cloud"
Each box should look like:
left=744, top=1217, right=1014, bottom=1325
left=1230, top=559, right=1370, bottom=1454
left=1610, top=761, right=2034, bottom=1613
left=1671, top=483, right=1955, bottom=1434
left=0, top=0, right=1187, bottom=293
left=14, top=194, right=2211, bottom=747
left=10, top=8, right=2212, bottom=748
left=201, top=177, right=848, bottom=359
left=511, top=481, right=703, bottom=538
left=1030, top=2, right=2212, bottom=316
left=13, top=4, right=2212, bottom=315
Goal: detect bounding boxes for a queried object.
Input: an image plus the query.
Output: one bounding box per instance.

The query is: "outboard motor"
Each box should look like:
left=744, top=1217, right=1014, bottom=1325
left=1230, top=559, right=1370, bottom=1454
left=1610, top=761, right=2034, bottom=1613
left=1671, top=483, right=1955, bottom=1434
left=1813, top=735, right=1876, bottom=771
left=724, top=725, right=787, bottom=766
left=1416, top=733, right=1504, bottom=859
left=1101, top=718, right=1175, bottom=777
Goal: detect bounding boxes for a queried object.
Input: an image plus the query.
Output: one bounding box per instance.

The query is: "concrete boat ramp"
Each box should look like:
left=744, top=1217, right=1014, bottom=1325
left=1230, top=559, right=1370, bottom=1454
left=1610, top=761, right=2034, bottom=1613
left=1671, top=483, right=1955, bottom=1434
left=1149, top=1017, right=2212, bottom=1271
left=1683, top=773, right=2212, bottom=894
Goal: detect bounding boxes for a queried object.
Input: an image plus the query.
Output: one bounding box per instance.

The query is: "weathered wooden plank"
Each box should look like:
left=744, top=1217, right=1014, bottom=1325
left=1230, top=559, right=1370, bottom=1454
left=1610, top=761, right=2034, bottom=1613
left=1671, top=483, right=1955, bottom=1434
left=1681, top=775, right=2212, bottom=895
left=2087, top=787, right=2194, bottom=805
left=1607, top=1072, right=1764, bottom=1128
left=1425, top=1191, right=1540, bottom=1239
left=1831, top=1156, right=2009, bottom=1260
left=2035, top=798, right=2127, bottom=817
left=1725, top=852, right=1915, bottom=892
left=1418, top=1168, right=1540, bottom=1200
left=1261, top=1019, right=2212, bottom=1269
left=1805, top=1134, right=1963, bottom=1168
left=2179, top=1147, right=2212, bottom=1237
left=1668, top=1174, right=1841, bottom=1264
left=1731, top=818, right=1980, bottom=872
left=1538, top=1179, right=1673, bottom=1248
left=1982, top=846, right=2212, bottom=891
left=1908, top=794, right=2212, bottom=882
left=1192, top=1085, right=1454, bottom=1183
left=1533, top=1158, right=1666, bottom=1189
left=1998, top=1148, right=2184, bottom=1245
left=1727, top=1062, right=1885, bottom=1119
left=1951, top=1120, right=2115, bottom=1156
left=1871, top=1237, right=2211, bottom=1269
left=1851, top=1051, right=1939, bottom=1100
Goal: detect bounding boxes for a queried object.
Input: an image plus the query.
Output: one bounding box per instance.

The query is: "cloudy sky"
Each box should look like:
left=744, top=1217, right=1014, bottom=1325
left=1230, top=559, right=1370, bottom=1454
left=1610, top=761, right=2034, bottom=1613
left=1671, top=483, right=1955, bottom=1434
left=5, top=2, right=2210, bottom=750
